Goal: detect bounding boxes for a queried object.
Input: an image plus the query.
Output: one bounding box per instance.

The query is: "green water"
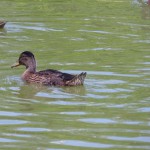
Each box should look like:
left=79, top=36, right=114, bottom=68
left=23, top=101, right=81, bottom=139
left=0, top=0, right=150, bottom=149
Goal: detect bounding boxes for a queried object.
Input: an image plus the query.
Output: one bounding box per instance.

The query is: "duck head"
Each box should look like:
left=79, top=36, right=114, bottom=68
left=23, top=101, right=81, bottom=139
left=11, top=51, right=36, bottom=72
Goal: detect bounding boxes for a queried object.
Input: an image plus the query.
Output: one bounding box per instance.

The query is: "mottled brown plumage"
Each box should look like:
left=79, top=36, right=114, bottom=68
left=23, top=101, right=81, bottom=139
left=0, top=21, right=6, bottom=28
left=11, top=51, right=86, bottom=86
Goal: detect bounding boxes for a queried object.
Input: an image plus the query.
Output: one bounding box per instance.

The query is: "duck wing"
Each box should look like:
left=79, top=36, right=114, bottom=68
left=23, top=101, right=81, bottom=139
left=35, top=69, right=75, bottom=86
left=37, top=69, right=75, bottom=81
left=33, top=69, right=86, bottom=86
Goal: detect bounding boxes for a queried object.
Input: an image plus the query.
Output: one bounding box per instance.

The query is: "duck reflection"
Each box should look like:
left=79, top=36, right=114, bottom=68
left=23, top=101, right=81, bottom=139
left=18, top=83, right=87, bottom=99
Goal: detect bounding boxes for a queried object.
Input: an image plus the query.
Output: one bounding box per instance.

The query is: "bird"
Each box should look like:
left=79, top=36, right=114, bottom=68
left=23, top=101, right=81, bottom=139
left=11, top=51, right=86, bottom=86
left=0, top=21, right=6, bottom=28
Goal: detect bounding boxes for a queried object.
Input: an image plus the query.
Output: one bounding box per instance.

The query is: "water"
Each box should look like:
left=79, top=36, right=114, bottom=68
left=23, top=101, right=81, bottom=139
left=0, top=0, right=150, bottom=149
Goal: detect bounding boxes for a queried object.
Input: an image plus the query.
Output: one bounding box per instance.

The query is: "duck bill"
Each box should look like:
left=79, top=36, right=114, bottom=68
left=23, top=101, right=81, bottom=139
left=11, top=62, right=20, bottom=68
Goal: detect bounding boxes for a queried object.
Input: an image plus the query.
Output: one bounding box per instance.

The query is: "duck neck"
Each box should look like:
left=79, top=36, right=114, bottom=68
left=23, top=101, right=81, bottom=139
left=22, top=61, right=36, bottom=81
left=26, top=58, right=36, bottom=73
left=26, top=65, right=36, bottom=73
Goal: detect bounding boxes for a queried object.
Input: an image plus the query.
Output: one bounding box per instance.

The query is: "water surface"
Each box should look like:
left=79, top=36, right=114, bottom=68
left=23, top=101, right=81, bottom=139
left=0, top=0, right=150, bottom=150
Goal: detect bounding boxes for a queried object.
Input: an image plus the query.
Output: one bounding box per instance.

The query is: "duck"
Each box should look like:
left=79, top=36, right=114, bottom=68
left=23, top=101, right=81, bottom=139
left=0, top=21, right=6, bottom=28
left=11, top=51, right=87, bottom=86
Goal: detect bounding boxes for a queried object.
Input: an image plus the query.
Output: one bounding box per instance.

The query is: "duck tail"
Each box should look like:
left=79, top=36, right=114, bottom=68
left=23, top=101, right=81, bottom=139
left=66, top=72, right=87, bottom=86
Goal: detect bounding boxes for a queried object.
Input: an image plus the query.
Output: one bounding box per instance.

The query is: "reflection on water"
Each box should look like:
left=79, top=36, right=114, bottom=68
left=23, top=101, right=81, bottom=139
left=8, top=80, right=87, bottom=99
left=0, top=0, right=150, bottom=150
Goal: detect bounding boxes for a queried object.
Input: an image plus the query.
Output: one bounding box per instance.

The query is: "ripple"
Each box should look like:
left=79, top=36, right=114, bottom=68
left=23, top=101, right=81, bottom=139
left=137, top=107, right=150, bottom=112
left=130, top=83, right=150, bottom=88
left=106, top=136, right=150, bottom=143
left=79, top=118, right=116, bottom=124
left=137, top=68, right=150, bottom=71
left=134, top=40, right=150, bottom=44
left=51, top=140, right=113, bottom=148
left=0, top=87, right=6, bottom=91
left=106, top=104, right=129, bottom=108
left=85, top=94, right=109, bottom=99
left=141, top=62, right=150, bottom=65
left=122, top=120, right=144, bottom=125
left=60, top=111, right=87, bottom=115
left=17, top=127, right=50, bottom=132
left=67, top=37, right=85, bottom=41
left=0, top=119, right=28, bottom=125
left=59, top=70, right=141, bottom=77
left=78, top=29, right=112, bottom=34
left=83, top=70, right=141, bottom=77
left=47, top=100, right=88, bottom=106
left=3, top=133, right=31, bottom=138
left=117, top=22, right=149, bottom=27
left=91, top=88, right=133, bottom=93
left=96, top=79, right=126, bottom=84
left=36, top=91, right=74, bottom=99
left=7, top=22, right=64, bottom=33
left=0, top=138, right=21, bottom=143
left=49, top=62, right=96, bottom=66
left=0, top=111, right=37, bottom=117
left=86, top=79, right=126, bottom=88
left=74, top=47, right=123, bottom=52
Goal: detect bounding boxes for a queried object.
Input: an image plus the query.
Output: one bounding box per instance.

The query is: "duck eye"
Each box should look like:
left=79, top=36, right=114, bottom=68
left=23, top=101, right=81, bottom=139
left=19, top=57, right=27, bottom=63
left=23, top=57, right=27, bottom=61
